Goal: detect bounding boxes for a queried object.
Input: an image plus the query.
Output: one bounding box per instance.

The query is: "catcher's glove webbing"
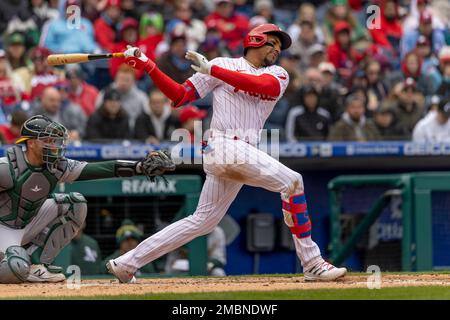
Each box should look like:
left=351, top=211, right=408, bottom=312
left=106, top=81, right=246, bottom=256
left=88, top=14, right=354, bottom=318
left=138, top=150, right=176, bottom=181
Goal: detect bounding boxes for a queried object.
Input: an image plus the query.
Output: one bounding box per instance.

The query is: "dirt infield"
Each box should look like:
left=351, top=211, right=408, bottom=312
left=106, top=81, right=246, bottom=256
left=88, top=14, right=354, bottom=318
left=0, top=274, right=449, bottom=298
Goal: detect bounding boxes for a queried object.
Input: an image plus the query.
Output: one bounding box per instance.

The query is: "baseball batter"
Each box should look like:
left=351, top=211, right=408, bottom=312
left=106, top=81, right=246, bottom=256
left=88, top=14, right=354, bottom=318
left=0, top=115, right=174, bottom=283
left=107, top=24, right=347, bottom=282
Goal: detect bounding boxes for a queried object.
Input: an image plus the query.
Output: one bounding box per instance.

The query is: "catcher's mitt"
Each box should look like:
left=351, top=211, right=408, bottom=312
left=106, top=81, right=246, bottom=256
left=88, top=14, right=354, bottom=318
left=139, top=150, right=176, bottom=181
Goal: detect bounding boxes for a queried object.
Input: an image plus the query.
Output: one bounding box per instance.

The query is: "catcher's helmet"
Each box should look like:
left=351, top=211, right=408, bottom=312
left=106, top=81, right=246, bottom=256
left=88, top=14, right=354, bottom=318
left=16, top=115, right=68, bottom=171
left=16, top=115, right=67, bottom=144
left=16, top=115, right=55, bottom=144
left=243, top=23, right=292, bottom=51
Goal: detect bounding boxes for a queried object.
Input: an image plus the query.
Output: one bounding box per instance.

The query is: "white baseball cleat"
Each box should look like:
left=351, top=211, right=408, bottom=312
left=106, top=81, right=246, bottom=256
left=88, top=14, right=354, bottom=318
left=27, top=264, right=66, bottom=283
left=304, top=258, right=347, bottom=282
left=106, top=259, right=136, bottom=284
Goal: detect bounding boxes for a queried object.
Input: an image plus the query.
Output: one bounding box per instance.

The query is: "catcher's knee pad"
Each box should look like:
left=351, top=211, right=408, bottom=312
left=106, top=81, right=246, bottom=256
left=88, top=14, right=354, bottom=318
left=0, top=246, right=31, bottom=283
left=282, top=193, right=311, bottom=238
left=65, top=192, right=88, bottom=226
left=36, top=193, right=87, bottom=264
left=52, top=192, right=87, bottom=226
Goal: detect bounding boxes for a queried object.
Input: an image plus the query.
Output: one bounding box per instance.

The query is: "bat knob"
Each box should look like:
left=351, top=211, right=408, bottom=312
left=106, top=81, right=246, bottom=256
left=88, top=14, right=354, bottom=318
left=134, top=49, right=142, bottom=58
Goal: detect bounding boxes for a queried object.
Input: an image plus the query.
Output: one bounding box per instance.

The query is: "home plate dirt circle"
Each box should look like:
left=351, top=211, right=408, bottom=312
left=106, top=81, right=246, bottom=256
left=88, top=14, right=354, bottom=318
left=1, top=274, right=449, bottom=298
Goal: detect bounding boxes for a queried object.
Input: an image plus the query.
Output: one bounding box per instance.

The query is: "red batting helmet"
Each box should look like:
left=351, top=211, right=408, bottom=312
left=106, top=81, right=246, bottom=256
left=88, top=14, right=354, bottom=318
left=243, top=23, right=292, bottom=51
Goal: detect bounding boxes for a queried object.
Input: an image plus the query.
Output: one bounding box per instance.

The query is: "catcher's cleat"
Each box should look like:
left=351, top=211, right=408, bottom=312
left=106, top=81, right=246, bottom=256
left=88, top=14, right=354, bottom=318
left=27, top=264, right=66, bottom=283
left=106, top=260, right=136, bottom=284
left=304, top=258, right=347, bottom=282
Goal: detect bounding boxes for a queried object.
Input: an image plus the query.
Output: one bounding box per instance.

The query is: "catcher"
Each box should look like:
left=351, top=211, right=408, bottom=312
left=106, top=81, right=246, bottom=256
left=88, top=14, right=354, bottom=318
left=0, top=115, right=175, bottom=283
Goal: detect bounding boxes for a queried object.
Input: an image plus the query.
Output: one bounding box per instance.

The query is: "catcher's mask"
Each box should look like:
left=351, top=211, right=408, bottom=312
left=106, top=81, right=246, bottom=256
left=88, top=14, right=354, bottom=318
left=16, top=115, right=68, bottom=172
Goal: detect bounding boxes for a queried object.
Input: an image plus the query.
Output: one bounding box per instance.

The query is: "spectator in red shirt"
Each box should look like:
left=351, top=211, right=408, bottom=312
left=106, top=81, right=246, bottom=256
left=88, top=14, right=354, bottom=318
left=327, top=20, right=363, bottom=86
left=369, top=0, right=402, bottom=55
left=0, top=110, right=28, bottom=144
left=110, top=18, right=145, bottom=80
left=205, top=0, right=249, bottom=55
left=94, top=0, right=123, bottom=52
left=65, top=64, right=99, bottom=117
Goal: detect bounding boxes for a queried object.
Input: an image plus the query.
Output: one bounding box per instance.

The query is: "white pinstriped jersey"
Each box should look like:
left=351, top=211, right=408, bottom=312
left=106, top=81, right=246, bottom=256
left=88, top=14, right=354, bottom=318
left=113, top=58, right=324, bottom=274
left=188, top=57, right=290, bottom=144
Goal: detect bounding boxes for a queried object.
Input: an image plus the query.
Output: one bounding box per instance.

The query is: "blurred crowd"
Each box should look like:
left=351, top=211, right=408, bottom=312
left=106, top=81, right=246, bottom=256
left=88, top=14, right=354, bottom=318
left=0, top=0, right=450, bottom=145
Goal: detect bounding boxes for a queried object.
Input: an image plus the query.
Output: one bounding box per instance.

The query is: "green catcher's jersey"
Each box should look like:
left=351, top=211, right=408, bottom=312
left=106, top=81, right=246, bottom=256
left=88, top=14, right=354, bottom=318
left=0, top=146, right=87, bottom=229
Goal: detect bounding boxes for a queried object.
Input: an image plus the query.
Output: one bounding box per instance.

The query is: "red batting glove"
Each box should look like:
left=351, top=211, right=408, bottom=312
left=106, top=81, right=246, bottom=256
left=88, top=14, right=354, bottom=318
left=123, top=46, right=156, bottom=73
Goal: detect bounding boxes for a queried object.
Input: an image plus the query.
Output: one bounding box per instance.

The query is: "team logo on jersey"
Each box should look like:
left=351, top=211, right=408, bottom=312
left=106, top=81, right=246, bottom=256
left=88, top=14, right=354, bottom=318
left=234, top=87, right=277, bottom=101
left=31, top=185, right=42, bottom=192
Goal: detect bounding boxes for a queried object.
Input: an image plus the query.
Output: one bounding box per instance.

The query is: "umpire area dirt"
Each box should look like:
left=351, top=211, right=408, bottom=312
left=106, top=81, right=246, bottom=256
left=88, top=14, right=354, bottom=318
left=1, top=274, right=449, bottom=298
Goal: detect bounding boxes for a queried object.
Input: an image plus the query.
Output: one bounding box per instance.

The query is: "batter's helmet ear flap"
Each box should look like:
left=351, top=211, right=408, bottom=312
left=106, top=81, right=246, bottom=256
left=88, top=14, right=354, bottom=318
left=244, top=33, right=268, bottom=49
left=243, top=23, right=292, bottom=51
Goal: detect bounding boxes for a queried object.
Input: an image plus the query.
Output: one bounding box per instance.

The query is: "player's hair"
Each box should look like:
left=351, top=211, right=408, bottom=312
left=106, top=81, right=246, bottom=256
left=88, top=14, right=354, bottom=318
left=116, top=63, right=137, bottom=79
left=149, top=87, right=167, bottom=99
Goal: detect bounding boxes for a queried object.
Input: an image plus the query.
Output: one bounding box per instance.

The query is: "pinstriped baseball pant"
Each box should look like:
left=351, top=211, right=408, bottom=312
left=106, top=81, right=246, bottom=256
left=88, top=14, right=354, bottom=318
left=115, top=136, right=322, bottom=273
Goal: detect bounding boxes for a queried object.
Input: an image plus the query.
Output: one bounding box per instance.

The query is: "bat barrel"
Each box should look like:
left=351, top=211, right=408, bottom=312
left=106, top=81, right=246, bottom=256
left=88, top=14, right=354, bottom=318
left=47, top=53, right=125, bottom=66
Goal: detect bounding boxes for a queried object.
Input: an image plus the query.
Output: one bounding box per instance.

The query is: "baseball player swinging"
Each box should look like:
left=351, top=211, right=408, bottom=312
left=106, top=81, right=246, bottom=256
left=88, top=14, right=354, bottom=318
left=107, top=24, right=347, bottom=282
left=0, top=115, right=175, bottom=283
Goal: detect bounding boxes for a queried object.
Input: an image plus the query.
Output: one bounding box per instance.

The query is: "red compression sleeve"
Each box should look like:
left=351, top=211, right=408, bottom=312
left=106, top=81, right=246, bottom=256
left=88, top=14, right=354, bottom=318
left=210, top=65, right=281, bottom=97
left=148, top=66, right=185, bottom=103
left=147, top=66, right=198, bottom=107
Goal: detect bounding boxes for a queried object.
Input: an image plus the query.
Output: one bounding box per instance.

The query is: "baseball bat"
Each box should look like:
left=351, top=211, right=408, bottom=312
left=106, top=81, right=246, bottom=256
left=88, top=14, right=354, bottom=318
left=47, top=52, right=125, bottom=66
